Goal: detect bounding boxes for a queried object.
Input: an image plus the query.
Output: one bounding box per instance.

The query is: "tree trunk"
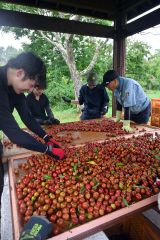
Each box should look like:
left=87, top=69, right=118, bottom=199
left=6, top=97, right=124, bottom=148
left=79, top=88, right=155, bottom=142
left=66, top=42, right=83, bottom=99
left=38, top=15, right=106, bottom=100
left=68, top=64, right=82, bottom=99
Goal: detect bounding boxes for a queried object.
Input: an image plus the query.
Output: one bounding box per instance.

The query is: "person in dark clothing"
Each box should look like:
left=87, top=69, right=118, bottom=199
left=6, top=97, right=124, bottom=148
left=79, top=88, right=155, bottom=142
left=62, top=72, right=109, bottom=120
left=26, top=85, right=60, bottom=125
left=0, top=52, right=65, bottom=202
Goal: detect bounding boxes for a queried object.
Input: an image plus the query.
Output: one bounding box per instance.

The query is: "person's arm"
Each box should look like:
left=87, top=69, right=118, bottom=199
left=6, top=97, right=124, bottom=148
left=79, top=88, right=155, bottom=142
left=45, top=97, right=54, bottom=119
left=78, top=87, right=84, bottom=105
left=101, top=88, right=109, bottom=115
left=122, top=86, right=135, bottom=131
left=116, top=101, right=122, bottom=122
left=62, top=97, right=79, bottom=104
left=123, top=107, right=132, bottom=131
left=62, top=86, right=85, bottom=105
left=15, top=95, right=66, bottom=153
left=71, top=100, right=79, bottom=104
left=0, top=96, right=47, bottom=153
left=45, top=102, right=60, bottom=125
left=26, top=94, right=33, bottom=115
left=46, top=105, right=54, bottom=119
left=15, top=94, right=47, bottom=139
left=0, top=91, right=64, bottom=159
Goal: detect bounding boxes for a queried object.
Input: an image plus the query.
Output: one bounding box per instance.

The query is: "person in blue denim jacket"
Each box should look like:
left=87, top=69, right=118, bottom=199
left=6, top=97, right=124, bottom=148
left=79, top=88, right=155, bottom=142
left=102, top=70, right=151, bottom=131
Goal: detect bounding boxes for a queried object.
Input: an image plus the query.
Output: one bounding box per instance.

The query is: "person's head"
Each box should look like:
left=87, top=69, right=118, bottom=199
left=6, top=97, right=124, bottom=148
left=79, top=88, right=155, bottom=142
left=33, top=84, right=44, bottom=97
left=87, top=71, right=97, bottom=89
left=6, top=52, right=46, bottom=94
left=102, top=70, right=119, bottom=91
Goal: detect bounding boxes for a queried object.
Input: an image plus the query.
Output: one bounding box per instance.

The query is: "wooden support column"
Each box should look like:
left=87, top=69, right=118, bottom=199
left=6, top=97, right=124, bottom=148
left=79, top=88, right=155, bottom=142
left=112, top=16, right=126, bottom=117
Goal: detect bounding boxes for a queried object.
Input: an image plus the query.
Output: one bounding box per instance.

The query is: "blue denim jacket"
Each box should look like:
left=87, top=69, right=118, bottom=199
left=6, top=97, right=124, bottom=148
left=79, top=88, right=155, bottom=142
left=114, top=77, right=150, bottom=114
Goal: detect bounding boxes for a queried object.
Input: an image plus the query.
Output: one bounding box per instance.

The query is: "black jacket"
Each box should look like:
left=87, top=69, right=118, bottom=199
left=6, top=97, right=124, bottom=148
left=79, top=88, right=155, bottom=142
left=79, top=84, right=109, bottom=114
left=0, top=66, right=47, bottom=153
left=26, top=92, right=54, bottom=120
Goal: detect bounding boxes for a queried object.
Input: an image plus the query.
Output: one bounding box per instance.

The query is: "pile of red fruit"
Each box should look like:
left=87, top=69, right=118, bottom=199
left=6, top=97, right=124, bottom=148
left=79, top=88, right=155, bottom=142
left=4, top=119, right=133, bottom=149
left=15, top=133, right=160, bottom=236
left=47, top=118, right=132, bottom=136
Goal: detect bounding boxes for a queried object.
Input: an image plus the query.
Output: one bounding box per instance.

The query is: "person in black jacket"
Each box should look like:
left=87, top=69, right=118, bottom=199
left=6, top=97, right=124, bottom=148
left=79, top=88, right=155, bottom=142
left=62, top=72, right=109, bottom=120
left=26, top=85, right=60, bottom=125
left=0, top=52, right=65, bottom=202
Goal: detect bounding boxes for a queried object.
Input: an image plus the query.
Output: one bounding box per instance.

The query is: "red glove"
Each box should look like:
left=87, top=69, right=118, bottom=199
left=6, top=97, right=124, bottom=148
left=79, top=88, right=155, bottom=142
left=47, top=145, right=65, bottom=160
left=47, top=138, right=62, bottom=148
left=43, top=134, right=62, bottom=148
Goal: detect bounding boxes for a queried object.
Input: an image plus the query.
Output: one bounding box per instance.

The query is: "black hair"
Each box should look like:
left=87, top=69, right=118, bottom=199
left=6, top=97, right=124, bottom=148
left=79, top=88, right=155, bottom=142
left=87, top=71, right=97, bottom=84
left=34, top=84, right=44, bottom=90
left=7, top=52, right=46, bottom=89
left=103, top=70, right=119, bottom=85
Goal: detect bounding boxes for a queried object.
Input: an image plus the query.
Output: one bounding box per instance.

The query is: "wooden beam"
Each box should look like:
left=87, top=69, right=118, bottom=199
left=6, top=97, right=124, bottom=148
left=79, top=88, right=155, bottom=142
left=119, top=0, right=146, bottom=13
left=0, top=0, right=114, bottom=20
left=0, top=9, right=115, bottom=38
left=50, top=0, right=115, bottom=13
left=125, top=8, right=160, bottom=37
left=127, top=0, right=160, bottom=21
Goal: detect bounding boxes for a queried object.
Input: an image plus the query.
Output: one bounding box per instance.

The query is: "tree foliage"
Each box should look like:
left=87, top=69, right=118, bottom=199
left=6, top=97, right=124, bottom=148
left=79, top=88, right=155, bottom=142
left=126, top=40, right=160, bottom=90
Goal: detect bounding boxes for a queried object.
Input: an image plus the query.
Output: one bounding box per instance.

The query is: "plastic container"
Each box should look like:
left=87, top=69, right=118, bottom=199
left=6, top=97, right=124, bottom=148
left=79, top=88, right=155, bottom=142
left=8, top=153, right=159, bottom=240
left=150, top=99, right=160, bottom=127
left=151, top=98, right=160, bottom=115
left=151, top=114, right=160, bottom=127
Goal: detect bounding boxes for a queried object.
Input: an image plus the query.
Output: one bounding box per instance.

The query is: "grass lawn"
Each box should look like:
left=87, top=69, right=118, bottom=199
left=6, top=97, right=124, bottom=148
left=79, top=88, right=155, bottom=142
left=13, top=90, right=160, bottom=128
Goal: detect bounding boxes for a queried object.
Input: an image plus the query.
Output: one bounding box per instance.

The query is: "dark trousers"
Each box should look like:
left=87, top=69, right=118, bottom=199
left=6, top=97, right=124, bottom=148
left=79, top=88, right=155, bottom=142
left=130, top=102, right=151, bottom=124
left=0, top=141, right=4, bottom=203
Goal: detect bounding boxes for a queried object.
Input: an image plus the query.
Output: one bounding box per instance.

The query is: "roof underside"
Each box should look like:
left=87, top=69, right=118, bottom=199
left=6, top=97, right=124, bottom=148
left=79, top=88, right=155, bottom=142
left=1, top=0, right=159, bottom=21
left=0, top=0, right=159, bottom=38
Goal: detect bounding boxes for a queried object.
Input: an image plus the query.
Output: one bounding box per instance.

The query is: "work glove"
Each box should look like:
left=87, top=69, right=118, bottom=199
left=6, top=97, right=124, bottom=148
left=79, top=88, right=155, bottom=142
left=101, top=106, right=108, bottom=115
left=43, top=134, right=62, bottom=148
left=19, top=215, right=52, bottom=240
left=62, top=96, right=71, bottom=103
left=116, top=110, right=122, bottom=122
left=122, top=120, right=132, bottom=132
left=47, top=144, right=65, bottom=160
left=50, top=118, right=60, bottom=125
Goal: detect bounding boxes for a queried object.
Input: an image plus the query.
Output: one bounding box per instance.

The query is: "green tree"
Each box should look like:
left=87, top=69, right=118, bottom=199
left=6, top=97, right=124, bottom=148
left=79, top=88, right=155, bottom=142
left=0, top=3, right=112, bottom=104
left=148, top=49, right=160, bottom=90
left=126, top=39, right=151, bottom=87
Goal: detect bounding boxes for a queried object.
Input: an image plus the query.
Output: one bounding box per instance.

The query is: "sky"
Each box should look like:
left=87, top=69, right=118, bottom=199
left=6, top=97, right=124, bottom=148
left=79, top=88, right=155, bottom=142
left=129, top=25, right=160, bottom=51
left=0, top=31, right=29, bottom=49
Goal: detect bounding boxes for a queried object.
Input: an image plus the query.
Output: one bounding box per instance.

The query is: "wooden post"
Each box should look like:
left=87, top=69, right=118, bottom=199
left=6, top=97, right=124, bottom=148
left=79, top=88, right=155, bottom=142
left=112, top=16, right=126, bottom=117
